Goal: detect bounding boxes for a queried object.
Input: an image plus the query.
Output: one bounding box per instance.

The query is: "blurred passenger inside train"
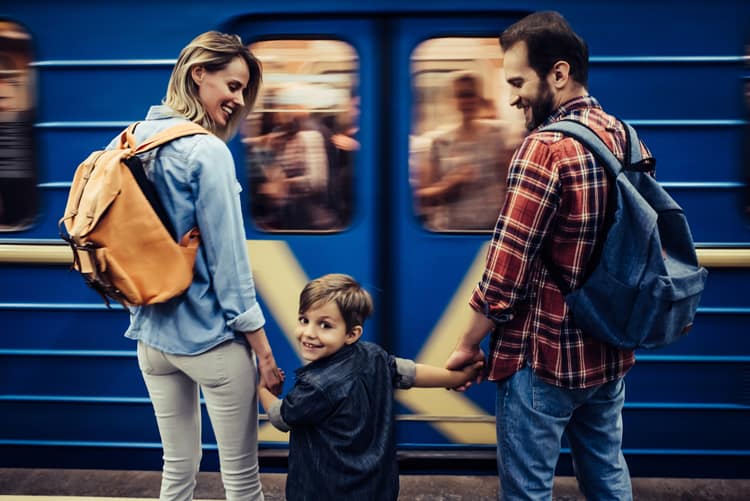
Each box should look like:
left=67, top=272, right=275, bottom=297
left=328, top=91, right=360, bottom=225
left=246, top=82, right=336, bottom=230
left=0, top=27, right=38, bottom=230
left=258, top=273, right=483, bottom=501
left=415, top=71, right=523, bottom=231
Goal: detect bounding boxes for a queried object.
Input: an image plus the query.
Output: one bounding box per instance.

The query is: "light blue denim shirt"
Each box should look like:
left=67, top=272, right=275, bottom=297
left=107, top=105, right=265, bottom=354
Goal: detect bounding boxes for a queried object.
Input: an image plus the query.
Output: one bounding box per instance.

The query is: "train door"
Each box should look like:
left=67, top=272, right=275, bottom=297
left=228, top=13, right=525, bottom=447
left=226, top=17, right=383, bottom=445
left=388, top=16, right=525, bottom=447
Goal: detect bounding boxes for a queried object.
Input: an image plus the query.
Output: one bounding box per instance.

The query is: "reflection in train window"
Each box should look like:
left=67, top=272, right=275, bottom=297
left=410, top=37, right=526, bottom=232
left=0, top=20, right=37, bottom=231
left=243, top=40, right=358, bottom=232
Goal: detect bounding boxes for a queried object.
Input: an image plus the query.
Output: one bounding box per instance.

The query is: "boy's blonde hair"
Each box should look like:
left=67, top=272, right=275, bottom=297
left=299, top=274, right=373, bottom=333
left=164, top=31, right=262, bottom=141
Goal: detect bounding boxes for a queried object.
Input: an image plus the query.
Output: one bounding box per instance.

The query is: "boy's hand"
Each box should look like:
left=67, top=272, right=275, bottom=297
left=461, top=359, right=485, bottom=383
left=258, top=355, right=285, bottom=396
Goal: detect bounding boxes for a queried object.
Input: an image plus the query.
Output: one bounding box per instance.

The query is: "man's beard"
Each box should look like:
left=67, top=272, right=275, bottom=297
left=526, top=80, right=555, bottom=131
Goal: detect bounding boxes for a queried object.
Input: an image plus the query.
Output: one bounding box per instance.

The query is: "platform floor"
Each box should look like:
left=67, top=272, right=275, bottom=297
left=1, top=468, right=750, bottom=500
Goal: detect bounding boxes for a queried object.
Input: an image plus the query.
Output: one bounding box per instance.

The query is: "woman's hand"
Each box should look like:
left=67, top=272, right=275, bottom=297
left=257, top=352, right=284, bottom=396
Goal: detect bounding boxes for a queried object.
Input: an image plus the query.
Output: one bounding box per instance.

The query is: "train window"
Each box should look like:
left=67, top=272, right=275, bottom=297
left=243, top=39, right=358, bottom=232
left=0, top=20, right=37, bottom=231
left=410, top=37, right=525, bottom=232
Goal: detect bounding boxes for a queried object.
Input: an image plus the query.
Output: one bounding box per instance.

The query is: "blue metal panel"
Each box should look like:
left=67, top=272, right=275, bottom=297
left=620, top=406, right=750, bottom=450
left=0, top=308, right=132, bottom=351
left=0, top=354, right=142, bottom=397
left=0, top=267, right=123, bottom=302
left=650, top=311, right=750, bottom=357
left=36, top=66, right=173, bottom=123
left=0, top=398, right=221, bottom=446
left=624, top=359, right=750, bottom=405
left=667, top=187, right=748, bottom=243
left=630, top=125, right=743, bottom=183
left=589, top=62, right=744, bottom=120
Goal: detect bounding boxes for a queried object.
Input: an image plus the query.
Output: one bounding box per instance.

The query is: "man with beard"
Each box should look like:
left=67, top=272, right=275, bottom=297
left=445, top=11, right=651, bottom=501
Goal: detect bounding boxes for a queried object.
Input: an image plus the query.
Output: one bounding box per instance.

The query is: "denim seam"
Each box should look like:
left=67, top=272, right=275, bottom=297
left=498, top=379, right=514, bottom=498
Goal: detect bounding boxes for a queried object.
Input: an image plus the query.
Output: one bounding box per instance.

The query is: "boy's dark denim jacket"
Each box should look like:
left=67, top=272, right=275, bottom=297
left=267, top=341, right=416, bottom=501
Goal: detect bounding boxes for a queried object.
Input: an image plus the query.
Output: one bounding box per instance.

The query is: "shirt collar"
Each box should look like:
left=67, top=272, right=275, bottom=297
left=539, top=95, right=601, bottom=128
left=145, top=104, right=183, bottom=120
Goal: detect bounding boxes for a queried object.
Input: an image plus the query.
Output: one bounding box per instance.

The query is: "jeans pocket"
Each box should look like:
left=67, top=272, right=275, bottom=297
left=184, top=341, right=230, bottom=387
left=136, top=341, right=153, bottom=374
left=529, top=370, right=574, bottom=419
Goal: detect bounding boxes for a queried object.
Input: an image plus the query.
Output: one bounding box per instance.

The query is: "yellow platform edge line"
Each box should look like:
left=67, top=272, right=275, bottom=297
left=0, top=244, right=748, bottom=268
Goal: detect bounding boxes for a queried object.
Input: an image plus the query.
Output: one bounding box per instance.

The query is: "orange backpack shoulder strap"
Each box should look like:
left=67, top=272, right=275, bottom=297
left=134, top=122, right=210, bottom=154
left=118, top=122, right=140, bottom=150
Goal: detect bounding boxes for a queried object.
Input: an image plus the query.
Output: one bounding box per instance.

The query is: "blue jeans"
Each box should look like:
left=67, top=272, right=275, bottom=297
left=495, top=365, right=632, bottom=501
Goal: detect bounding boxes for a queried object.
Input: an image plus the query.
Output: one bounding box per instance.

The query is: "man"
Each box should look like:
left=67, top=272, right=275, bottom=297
left=446, top=11, right=651, bottom=500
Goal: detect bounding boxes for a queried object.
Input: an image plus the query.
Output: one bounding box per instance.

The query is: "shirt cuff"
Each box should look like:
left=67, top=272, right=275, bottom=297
left=469, top=287, right=514, bottom=324
left=267, top=399, right=290, bottom=432
left=228, top=302, right=266, bottom=333
left=394, top=357, right=416, bottom=389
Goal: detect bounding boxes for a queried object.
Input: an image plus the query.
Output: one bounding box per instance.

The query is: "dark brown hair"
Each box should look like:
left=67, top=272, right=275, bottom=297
left=499, top=11, right=589, bottom=88
left=299, top=273, right=373, bottom=333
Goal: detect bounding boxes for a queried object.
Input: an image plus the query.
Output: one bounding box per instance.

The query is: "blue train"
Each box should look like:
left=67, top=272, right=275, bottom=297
left=1, top=0, right=749, bottom=479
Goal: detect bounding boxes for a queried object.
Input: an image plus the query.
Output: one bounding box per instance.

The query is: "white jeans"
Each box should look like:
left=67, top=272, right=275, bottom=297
left=137, top=340, right=264, bottom=501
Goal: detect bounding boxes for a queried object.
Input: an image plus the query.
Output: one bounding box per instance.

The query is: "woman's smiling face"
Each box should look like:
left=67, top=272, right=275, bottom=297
left=191, top=56, right=249, bottom=129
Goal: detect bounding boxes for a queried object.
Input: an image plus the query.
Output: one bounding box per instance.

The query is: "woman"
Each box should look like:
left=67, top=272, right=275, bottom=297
left=108, top=32, right=284, bottom=500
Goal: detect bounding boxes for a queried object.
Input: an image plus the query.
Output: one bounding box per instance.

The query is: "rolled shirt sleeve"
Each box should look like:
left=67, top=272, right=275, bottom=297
left=393, top=357, right=417, bottom=389
left=266, top=399, right=290, bottom=432
left=469, top=137, right=559, bottom=322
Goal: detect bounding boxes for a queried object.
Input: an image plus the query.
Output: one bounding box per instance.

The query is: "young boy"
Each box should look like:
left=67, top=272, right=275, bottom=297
left=258, top=273, right=483, bottom=501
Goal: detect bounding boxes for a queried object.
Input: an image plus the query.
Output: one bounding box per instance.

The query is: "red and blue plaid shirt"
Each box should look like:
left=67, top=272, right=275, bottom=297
left=470, top=96, right=652, bottom=389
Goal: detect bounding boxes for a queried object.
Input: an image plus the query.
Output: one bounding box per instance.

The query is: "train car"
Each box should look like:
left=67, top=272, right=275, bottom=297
left=1, top=0, right=749, bottom=479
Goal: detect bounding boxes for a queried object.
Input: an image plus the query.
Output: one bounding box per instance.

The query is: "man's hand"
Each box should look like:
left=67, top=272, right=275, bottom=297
left=445, top=345, right=486, bottom=392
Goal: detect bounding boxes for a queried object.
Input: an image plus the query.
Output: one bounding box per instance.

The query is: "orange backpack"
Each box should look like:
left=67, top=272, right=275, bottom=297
left=59, top=122, right=209, bottom=307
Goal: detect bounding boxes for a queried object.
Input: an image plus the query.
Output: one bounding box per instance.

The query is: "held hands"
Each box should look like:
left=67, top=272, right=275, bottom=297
left=456, top=359, right=485, bottom=389
left=257, top=353, right=285, bottom=396
left=445, top=345, right=486, bottom=392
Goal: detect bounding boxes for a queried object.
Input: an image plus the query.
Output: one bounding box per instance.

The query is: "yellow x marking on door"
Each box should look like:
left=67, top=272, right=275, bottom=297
left=249, top=240, right=495, bottom=444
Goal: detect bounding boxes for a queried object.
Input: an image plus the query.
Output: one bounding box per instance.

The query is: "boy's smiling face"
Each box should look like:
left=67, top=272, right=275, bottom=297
left=296, top=300, right=362, bottom=363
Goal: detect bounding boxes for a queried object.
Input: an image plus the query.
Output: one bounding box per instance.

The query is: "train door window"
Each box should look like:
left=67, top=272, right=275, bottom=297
left=410, top=37, right=525, bottom=232
left=0, top=20, right=37, bottom=231
left=243, top=39, right=358, bottom=232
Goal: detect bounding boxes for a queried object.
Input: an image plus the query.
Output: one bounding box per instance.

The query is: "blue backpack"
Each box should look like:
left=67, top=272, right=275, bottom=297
left=539, top=119, right=708, bottom=350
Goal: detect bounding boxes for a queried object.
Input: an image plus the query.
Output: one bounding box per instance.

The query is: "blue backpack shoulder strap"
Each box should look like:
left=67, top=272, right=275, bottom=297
left=540, top=119, right=625, bottom=177
left=622, top=121, right=643, bottom=165
left=537, top=118, right=628, bottom=296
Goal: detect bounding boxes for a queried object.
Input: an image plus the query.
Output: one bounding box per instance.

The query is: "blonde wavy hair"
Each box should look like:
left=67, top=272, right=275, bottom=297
left=164, top=31, right=262, bottom=141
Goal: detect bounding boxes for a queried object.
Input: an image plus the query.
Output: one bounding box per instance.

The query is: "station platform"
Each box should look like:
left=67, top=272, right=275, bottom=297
left=1, top=468, right=749, bottom=500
